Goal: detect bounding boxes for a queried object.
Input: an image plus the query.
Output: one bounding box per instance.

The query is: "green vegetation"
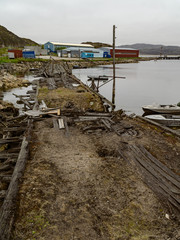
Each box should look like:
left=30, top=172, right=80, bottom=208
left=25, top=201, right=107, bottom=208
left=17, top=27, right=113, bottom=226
left=0, top=56, right=48, bottom=64
left=0, top=47, right=8, bottom=56
left=89, top=57, right=140, bottom=61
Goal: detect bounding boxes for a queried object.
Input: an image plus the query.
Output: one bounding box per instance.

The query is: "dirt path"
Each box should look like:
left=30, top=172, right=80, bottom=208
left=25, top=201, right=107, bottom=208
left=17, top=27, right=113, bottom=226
left=12, top=118, right=180, bottom=240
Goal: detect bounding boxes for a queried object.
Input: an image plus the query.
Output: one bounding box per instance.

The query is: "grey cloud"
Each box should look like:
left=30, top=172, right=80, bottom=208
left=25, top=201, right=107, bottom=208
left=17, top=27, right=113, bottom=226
left=0, top=0, right=180, bottom=45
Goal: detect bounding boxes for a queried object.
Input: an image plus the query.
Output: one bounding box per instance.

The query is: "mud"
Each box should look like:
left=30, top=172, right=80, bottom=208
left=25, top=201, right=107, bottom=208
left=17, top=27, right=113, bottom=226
left=11, top=117, right=180, bottom=240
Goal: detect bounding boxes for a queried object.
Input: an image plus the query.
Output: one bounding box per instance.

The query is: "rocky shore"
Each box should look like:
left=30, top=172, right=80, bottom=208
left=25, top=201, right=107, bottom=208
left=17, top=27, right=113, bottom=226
left=0, top=71, right=30, bottom=90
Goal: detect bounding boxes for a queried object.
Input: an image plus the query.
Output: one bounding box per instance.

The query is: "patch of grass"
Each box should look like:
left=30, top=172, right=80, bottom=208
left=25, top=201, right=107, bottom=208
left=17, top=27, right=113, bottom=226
left=0, top=47, right=8, bottom=56
left=13, top=213, right=50, bottom=239
left=38, top=86, right=104, bottom=111
left=0, top=56, right=48, bottom=64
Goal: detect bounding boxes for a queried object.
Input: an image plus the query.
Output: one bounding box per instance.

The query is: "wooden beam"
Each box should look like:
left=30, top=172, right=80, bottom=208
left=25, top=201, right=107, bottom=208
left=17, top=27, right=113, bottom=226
left=0, top=137, right=29, bottom=240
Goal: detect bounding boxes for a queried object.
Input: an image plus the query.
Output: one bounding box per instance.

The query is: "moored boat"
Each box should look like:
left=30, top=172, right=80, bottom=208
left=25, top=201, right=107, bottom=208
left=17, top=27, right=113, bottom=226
left=145, top=114, right=180, bottom=127
left=142, top=104, right=180, bottom=115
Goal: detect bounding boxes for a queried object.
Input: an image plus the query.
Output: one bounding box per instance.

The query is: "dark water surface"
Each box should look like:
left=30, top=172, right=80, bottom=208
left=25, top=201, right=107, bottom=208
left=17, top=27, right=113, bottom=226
left=73, top=60, right=180, bottom=115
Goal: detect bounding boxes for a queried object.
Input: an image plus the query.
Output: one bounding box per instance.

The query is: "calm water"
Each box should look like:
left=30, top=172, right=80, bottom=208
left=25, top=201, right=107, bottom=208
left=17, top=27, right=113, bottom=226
left=73, top=60, right=180, bottom=115
left=3, top=74, right=39, bottom=109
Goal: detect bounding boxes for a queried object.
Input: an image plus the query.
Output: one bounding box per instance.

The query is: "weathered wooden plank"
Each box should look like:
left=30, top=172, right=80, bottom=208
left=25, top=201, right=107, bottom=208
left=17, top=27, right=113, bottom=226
left=3, top=127, right=27, bottom=132
left=128, top=145, right=180, bottom=200
left=0, top=153, right=19, bottom=160
left=137, top=116, right=180, bottom=138
left=137, top=145, right=180, bottom=182
left=13, top=93, right=30, bottom=98
left=0, top=138, right=22, bottom=144
left=21, top=98, right=33, bottom=110
left=101, top=119, right=112, bottom=130
left=58, top=118, right=65, bottom=129
left=47, top=78, right=57, bottom=90
left=0, top=164, right=13, bottom=171
left=130, top=145, right=180, bottom=188
left=26, top=90, right=36, bottom=94
left=0, top=136, right=29, bottom=240
left=85, top=112, right=112, bottom=117
left=52, top=118, right=59, bottom=130
left=63, top=116, right=69, bottom=136
left=119, top=146, right=180, bottom=214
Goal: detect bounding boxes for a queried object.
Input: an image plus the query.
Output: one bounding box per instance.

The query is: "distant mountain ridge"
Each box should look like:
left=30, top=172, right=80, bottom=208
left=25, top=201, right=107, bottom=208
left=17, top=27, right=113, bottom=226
left=119, top=43, right=180, bottom=55
left=81, top=41, right=112, bottom=48
left=0, top=25, right=38, bottom=48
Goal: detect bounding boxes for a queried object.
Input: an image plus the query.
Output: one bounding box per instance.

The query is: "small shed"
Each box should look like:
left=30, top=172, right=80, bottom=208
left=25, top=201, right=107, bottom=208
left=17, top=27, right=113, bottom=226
left=8, top=49, right=22, bottom=59
left=22, top=50, right=35, bottom=59
left=81, top=52, right=94, bottom=59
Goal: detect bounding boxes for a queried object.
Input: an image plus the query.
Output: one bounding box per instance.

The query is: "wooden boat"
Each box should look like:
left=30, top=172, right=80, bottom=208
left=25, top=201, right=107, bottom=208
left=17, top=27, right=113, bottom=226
left=142, top=104, right=180, bottom=115
left=87, top=75, right=109, bottom=81
left=145, top=114, right=180, bottom=127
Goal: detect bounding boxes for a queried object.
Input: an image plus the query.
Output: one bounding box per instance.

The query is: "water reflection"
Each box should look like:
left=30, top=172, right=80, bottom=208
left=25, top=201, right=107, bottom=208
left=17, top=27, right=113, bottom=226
left=73, top=60, right=180, bottom=115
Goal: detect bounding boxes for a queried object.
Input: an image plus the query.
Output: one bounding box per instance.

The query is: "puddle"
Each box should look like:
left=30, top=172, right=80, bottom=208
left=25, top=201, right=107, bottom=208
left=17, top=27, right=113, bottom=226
left=2, top=73, right=41, bottom=111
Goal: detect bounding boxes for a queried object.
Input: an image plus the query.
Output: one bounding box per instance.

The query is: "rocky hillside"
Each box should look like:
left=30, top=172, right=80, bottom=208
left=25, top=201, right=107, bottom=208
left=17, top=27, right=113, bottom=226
left=0, top=25, right=38, bottom=47
left=119, top=43, right=180, bottom=55
left=81, top=41, right=112, bottom=48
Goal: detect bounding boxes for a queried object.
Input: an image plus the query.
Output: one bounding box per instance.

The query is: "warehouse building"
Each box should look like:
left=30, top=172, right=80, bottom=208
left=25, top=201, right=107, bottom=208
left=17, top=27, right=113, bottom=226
left=100, top=47, right=139, bottom=58
left=57, top=47, right=104, bottom=58
left=44, top=42, right=93, bottom=53
left=24, top=46, right=48, bottom=56
left=111, top=48, right=139, bottom=58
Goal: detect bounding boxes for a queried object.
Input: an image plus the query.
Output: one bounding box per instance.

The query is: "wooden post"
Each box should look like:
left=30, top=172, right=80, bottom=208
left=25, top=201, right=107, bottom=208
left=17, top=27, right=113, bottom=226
left=112, top=25, right=116, bottom=111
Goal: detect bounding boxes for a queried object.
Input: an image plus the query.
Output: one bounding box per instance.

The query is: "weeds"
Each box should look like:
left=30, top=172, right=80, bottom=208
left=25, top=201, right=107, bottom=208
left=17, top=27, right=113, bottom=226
left=0, top=56, right=48, bottom=64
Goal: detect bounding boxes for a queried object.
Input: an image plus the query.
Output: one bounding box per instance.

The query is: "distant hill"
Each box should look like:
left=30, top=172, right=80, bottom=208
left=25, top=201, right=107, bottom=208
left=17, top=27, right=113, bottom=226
left=82, top=41, right=112, bottom=48
left=119, top=43, right=180, bottom=55
left=0, top=25, right=38, bottom=48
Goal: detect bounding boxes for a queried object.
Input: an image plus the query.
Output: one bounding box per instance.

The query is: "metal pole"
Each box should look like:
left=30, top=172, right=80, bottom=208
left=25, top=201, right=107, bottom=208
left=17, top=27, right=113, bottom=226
left=112, top=25, right=116, bottom=110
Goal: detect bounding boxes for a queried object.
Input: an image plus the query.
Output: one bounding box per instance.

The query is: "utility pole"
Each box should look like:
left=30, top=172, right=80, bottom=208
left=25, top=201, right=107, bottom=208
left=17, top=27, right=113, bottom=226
left=112, top=25, right=116, bottom=111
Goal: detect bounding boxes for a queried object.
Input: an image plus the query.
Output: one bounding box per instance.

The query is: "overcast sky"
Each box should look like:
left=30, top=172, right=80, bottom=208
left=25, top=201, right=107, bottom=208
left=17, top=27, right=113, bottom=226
left=0, top=0, right=180, bottom=46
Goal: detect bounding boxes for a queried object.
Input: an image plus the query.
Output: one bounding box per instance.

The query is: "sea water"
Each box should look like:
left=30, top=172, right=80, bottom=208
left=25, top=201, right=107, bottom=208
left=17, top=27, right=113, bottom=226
left=73, top=60, right=180, bottom=115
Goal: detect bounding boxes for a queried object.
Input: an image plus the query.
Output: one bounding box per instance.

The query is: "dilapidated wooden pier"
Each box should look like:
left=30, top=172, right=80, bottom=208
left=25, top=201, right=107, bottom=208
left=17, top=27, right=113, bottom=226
left=0, top=60, right=180, bottom=239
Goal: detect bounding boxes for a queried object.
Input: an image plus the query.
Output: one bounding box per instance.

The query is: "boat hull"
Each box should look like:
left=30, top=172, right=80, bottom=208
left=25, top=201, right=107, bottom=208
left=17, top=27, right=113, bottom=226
left=142, top=106, right=180, bottom=115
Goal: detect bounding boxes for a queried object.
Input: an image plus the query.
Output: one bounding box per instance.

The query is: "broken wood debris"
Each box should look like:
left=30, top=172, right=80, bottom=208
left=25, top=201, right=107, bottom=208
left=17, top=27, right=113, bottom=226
left=0, top=135, right=30, bottom=240
left=0, top=137, right=23, bottom=144
left=58, top=118, right=65, bottom=129
left=52, top=118, right=59, bottom=130
left=120, top=143, right=180, bottom=214
left=3, top=127, right=27, bottom=133
left=0, top=153, right=19, bottom=161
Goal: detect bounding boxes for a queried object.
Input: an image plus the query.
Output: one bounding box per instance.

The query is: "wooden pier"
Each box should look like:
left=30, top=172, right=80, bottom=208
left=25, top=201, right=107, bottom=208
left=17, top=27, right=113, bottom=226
left=158, top=56, right=180, bottom=60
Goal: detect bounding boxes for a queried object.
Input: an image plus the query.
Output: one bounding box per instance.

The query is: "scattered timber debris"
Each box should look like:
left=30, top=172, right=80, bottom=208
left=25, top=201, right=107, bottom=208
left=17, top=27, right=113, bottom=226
left=118, top=143, right=180, bottom=216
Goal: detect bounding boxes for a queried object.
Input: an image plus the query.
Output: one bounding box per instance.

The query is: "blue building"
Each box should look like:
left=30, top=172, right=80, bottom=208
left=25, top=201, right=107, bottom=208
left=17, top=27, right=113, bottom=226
left=44, top=42, right=93, bottom=53
left=22, top=50, right=35, bottom=58
left=81, top=48, right=104, bottom=58
left=81, top=52, right=94, bottom=58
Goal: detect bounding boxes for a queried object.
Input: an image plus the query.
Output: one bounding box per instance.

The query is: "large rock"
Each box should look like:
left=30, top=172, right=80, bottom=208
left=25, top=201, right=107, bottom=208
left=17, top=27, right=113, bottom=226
left=0, top=72, right=29, bottom=90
